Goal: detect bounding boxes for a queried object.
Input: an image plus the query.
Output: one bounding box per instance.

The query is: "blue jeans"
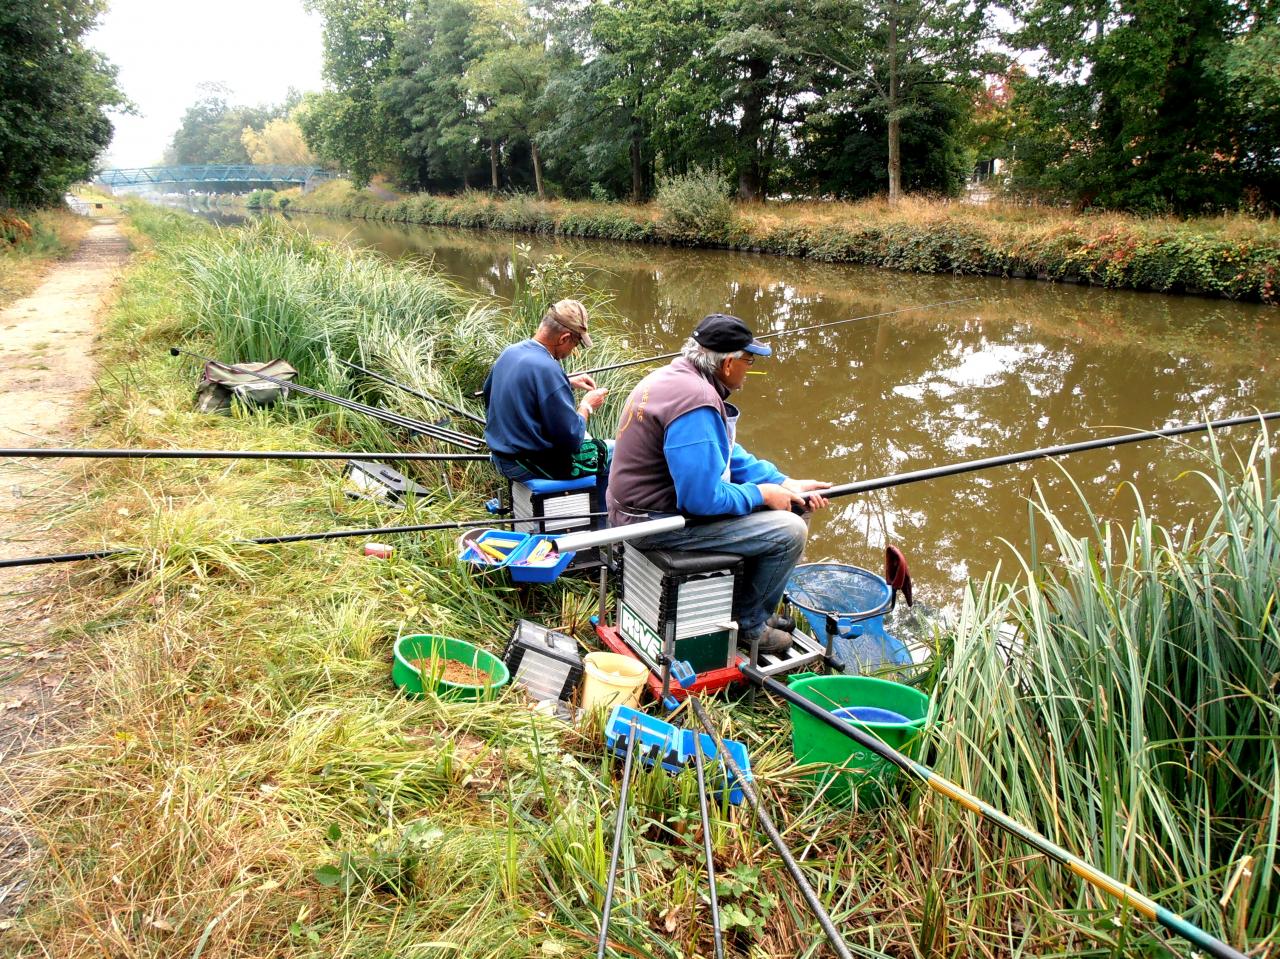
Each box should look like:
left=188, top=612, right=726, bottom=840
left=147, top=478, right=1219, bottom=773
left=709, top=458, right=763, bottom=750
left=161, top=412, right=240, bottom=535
left=632, top=510, right=808, bottom=637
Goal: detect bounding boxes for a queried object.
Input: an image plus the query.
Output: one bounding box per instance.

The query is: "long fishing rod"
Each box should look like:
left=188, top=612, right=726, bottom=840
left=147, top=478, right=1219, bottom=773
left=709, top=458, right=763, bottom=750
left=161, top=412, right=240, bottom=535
left=691, top=732, right=725, bottom=959
left=339, top=358, right=487, bottom=427
left=598, top=717, right=639, bottom=959
left=169, top=348, right=483, bottom=451
left=0, top=447, right=491, bottom=462
left=741, top=663, right=1247, bottom=959
left=801, top=409, right=1280, bottom=504
left=0, top=512, right=606, bottom=570
left=570, top=296, right=980, bottom=378
left=688, top=696, right=854, bottom=959
left=554, top=410, right=1280, bottom=552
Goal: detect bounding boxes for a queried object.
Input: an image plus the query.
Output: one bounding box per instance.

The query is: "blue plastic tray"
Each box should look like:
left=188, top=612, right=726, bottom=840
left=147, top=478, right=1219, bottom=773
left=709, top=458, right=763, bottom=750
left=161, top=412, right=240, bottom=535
left=603, top=705, right=752, bottom=805
left=506, top=534, right=576, bottom=583
left=460, top=530, right=528, bottom=569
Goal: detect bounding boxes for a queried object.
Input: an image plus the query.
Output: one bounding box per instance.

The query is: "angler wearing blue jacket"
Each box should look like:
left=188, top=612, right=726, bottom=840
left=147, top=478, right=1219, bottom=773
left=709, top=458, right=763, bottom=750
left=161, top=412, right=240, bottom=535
left=483, top=299, right=609, bottom=481
left=607, top=313, right=831, bottom=653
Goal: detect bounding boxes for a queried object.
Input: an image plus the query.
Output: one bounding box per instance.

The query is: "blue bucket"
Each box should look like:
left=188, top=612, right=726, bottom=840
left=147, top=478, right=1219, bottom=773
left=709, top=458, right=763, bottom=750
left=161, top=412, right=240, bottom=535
left=785, top=563, right=911, bottom=674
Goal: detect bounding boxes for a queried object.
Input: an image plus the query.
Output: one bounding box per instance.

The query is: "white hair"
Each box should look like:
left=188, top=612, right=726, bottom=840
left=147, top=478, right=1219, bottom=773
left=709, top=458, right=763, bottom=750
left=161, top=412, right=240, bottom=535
left=681, top=337, right=746, bottom=376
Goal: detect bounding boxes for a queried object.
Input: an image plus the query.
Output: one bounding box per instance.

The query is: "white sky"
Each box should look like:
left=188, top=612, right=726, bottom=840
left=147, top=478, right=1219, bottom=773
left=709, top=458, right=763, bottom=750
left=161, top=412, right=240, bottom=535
left=87, top=0, right=326, bottom=168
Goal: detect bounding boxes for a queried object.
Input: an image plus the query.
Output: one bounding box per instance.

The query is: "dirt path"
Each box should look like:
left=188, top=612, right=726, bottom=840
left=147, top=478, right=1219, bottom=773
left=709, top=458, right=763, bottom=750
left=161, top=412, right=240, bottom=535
left=0, top=217, right=131, bottom=921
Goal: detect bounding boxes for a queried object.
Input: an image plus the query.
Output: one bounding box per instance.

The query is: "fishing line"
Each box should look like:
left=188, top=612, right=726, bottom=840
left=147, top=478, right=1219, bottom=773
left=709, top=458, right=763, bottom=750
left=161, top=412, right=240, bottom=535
left=0, top=448, right=491, bottom=462
left=570, top=296, right=980, bottom=378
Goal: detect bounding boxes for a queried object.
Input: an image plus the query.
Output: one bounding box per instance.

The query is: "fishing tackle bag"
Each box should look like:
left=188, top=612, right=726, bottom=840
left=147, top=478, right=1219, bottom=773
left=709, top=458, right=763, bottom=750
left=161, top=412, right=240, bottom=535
left=195, top=359, right=298, bottom=414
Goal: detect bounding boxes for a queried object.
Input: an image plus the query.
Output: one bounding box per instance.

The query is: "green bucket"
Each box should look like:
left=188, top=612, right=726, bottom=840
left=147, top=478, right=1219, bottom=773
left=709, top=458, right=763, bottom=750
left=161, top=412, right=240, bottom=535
left=787, top=673, right=930, bottom=807
left=392, top=634, right=510, bottom=702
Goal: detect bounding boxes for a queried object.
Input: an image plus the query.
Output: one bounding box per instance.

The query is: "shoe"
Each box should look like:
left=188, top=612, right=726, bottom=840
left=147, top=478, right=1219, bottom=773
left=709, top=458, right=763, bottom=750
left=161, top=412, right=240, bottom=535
left=767, top=613, right=796, bottom=633
left=742, top=625, right=794, bottom=655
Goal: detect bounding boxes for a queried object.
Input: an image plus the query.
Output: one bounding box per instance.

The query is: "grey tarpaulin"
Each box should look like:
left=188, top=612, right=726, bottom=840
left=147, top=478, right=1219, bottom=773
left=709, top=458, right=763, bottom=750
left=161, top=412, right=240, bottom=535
left=196, top=359, right=298, bottom=413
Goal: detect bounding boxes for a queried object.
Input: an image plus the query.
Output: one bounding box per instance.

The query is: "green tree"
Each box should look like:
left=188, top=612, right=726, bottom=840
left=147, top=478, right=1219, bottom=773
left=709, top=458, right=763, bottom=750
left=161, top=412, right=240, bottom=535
left=1006, top=0, right=1266, bottom=211
left=0, top=0, right=125, bottom=207
left=301, top=0, right=409, bottom=186
left=807, top=0, right=994, bottom=204
left=165, top=83, right=282, bottom=165
left=464, top=16, right=556, bottom=198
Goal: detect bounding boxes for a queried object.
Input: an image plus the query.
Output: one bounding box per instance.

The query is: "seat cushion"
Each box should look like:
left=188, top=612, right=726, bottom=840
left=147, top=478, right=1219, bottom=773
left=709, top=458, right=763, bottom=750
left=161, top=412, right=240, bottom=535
left=641, top=548, right=742, bottom=575
left=519, top=475, right=598, bottom=494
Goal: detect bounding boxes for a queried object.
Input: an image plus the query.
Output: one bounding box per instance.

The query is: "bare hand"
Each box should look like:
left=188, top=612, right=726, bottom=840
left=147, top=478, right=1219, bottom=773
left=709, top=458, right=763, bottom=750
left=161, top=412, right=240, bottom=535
left=578, top=387, right=608, bottom=415
left=758, top=483, right=806, bottom=512
left=782, top=478, right=832, bottom=512
left=569, top=373, right=598, bottom=391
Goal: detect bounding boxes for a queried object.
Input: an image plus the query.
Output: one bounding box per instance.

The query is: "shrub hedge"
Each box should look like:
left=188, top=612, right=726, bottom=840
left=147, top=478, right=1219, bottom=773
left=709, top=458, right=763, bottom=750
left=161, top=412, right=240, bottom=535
left=282, top=183, right=1280, bottom=304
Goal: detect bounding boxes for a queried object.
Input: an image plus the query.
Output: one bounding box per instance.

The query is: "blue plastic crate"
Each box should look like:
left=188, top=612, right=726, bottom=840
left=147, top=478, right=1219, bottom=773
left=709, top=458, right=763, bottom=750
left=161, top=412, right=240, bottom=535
left=603, top=705, right=752, bottom=805
left=506, top=534, right=576, bottom=583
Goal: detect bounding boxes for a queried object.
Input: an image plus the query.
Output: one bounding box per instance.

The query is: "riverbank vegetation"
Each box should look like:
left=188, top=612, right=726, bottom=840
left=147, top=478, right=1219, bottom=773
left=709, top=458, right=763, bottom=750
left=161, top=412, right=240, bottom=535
left=5, top=204, right=1274, bottom=957
left=0, top=208, right=94, bottom=308
left=280, top=178, right=1280, bottom=303
left=284, top=0, right=1279, bottom=214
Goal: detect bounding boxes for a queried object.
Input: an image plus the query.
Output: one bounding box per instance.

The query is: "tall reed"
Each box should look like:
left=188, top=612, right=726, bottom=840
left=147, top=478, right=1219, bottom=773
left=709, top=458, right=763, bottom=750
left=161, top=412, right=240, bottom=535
left=929, top=434, right=1279, bottom=952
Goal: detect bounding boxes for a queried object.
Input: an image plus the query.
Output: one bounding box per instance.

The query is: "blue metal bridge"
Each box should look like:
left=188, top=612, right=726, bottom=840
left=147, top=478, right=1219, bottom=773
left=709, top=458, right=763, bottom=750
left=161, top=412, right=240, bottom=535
left=96, top=165, right=331, bottom=189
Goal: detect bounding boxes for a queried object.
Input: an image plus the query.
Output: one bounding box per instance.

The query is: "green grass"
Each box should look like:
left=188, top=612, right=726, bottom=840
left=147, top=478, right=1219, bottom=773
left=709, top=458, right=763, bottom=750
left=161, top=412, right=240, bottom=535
left=6, top=202, right=1275, bottom=958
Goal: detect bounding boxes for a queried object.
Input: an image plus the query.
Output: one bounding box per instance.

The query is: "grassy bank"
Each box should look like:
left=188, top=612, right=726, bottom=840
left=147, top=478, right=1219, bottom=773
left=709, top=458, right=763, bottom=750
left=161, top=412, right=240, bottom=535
left=274, top=180, right=1280, bottom=305
left=0, top=207, right=94, bottom=308
left=6, top=203, right=1274, bottom=958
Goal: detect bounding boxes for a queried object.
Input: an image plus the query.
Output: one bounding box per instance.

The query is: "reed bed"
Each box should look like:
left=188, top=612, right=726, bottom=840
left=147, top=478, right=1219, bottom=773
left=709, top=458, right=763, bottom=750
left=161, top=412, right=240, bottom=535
left=6, top=203, right=1275, bottom=958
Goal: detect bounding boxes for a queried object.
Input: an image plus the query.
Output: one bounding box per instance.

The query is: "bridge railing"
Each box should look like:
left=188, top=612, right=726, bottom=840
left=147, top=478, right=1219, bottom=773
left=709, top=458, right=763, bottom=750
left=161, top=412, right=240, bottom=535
left=96, top=165, right=332, bottom=188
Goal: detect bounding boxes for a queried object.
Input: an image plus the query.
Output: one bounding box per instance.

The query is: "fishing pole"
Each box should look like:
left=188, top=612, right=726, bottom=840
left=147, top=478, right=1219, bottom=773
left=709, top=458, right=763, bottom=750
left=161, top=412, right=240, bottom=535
left=570, top=296, right=980, bottom=378
left=741, top=663, right=1247, bottom=959
left=0, top=512, right=607, bottom=570
left=691, top=732, right=725, bottom=959
left=554, top=410, right=1280, bottom=551
left=339, top=358, right=487, bottom=427
left=168, top=348, right=484, bottom=451
left=688, top=696, right=855, bottom=959
left=598, top=716, right=639, bottom=959
left=0, top=447, right=491, bottom=462
left=800, top=409, right=1280, bottom=504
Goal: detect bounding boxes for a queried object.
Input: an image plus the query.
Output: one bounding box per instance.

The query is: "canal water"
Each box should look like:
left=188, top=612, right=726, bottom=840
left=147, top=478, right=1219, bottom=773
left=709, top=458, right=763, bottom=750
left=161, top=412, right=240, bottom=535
left=203, top=208, right=1280, bottom=612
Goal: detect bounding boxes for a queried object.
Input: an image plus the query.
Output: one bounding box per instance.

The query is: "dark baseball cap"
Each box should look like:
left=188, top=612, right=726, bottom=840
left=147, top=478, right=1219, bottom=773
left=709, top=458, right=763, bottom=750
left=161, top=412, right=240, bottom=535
left=691, top=313, right=773, bottom=356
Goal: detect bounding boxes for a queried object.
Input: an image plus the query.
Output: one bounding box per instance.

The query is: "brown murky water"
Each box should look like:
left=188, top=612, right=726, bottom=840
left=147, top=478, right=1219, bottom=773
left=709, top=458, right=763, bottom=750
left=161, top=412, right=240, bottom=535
left=215, top=210, right=1280, bottom=611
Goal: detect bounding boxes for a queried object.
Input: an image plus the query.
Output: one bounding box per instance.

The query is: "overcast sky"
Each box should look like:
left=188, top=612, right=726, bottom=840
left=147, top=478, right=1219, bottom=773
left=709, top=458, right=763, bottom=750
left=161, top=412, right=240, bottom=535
left=87, top=0, right=326, bottom=168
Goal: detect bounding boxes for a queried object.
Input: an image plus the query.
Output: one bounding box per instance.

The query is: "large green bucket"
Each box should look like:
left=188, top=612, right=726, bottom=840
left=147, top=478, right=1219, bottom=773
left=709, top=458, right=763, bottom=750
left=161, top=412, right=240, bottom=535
left=787, top=673, right=930, bottom=807
left=392, top=634, right=510, bottom=702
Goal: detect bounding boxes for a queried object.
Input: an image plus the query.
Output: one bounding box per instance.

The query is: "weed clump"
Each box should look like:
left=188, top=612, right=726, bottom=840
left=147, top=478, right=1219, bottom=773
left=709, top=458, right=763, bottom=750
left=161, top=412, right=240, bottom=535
left=655, top=166, right=736, bottom=241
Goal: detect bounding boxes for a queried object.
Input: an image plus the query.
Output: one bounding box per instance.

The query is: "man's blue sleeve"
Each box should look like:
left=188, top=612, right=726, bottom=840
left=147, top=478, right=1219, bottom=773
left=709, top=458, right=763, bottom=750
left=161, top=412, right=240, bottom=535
left=537, top=369, right=585, bottom=450
left=664, top=408, right=766, bottom=516
left=728, top=444, right=786, bottom=485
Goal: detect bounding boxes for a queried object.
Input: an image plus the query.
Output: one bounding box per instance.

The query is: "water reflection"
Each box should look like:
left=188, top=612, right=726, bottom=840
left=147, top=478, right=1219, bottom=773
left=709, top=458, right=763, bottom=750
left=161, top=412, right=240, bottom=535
left=208, top=211, right=1280, bottom=609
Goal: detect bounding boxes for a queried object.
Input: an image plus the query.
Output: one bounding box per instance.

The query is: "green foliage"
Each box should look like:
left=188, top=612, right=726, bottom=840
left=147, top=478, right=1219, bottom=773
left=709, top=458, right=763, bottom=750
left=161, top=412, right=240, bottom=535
left=164, top=83, right=297, bottom=165
left=656, top=166, right=736, bottom=239
left=244, top=189, right=278, bottom=210
left=0, top=0, right=125, bottom=207
left=1006, top=0, right=1278, bottom=212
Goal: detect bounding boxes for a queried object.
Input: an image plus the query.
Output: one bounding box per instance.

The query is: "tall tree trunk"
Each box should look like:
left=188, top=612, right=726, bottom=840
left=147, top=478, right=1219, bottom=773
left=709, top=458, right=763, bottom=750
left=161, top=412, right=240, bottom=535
left=531, top=141, right=545, bottom=200
left=489, top=140, right=500, bottom=191
left=887, top=16, right=901, bottom=205
left=737, top=56, right=769, bottom=202
left=630, top=114, right=644, bottom=202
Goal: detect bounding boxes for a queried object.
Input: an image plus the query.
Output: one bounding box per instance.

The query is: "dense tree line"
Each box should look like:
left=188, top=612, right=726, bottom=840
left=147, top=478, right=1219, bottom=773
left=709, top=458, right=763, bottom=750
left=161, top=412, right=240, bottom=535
left=164, top=84, right=314, bottom=167
left=0, top=0, right=124, bottom=208
left=287, top=0, right=1278, bottom=212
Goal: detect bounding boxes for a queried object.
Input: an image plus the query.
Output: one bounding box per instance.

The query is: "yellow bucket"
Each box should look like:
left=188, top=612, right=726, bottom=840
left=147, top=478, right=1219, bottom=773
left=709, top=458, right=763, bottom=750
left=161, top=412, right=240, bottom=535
left=581, top=652, right=648, bottom=712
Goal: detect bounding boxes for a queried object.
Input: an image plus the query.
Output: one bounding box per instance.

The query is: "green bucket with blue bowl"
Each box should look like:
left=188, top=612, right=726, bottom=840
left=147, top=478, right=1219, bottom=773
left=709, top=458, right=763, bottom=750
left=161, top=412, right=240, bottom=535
left=787, top=672, right=930, bottom=807
left=392, top=634, right=510, bottom=701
